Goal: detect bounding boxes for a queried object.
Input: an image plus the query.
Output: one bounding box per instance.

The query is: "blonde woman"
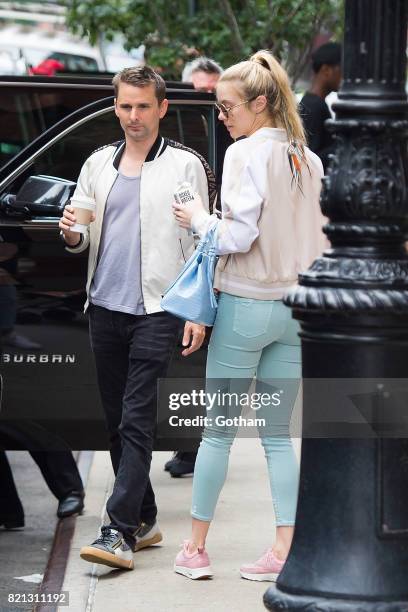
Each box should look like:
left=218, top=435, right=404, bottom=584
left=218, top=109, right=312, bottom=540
left=172, top=50, right=326, bottom=581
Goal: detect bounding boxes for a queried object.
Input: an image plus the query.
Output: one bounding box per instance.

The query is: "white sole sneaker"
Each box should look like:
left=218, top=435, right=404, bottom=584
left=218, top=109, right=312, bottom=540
left=174, top=564, right=213, bottom=580
left=240, top=570, right=279, bottom=582
left=80, top=546, right=134, bottom=570
left=134, top=530, right=163, bottom=551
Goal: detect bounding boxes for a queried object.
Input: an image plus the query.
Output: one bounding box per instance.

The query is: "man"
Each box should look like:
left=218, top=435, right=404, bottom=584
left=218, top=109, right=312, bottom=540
left=182, top=56, right=228, bottom=187
left=300, top=42, right=342, bottom=171
left=0, top=445, right=84, bottom=527
left=182, top=56, right=223, bottom=93
left=0, top=250, right=84, bottom=523
left=164, top=56, right=223, bottom=479
left=59, top=66, right=216, bottom=570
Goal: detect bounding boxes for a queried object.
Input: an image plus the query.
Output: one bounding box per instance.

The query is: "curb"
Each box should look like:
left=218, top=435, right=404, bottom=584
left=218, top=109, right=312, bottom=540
left=34, top=451, right=94, bottom=612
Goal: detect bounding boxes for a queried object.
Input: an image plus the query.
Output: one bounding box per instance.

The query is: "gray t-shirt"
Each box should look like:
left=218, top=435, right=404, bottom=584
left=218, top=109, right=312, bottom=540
left=90, top=172, right=144, bottom=315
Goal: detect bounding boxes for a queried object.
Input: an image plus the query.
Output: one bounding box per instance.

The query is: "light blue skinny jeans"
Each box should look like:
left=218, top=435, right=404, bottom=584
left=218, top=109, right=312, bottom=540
left=191, top=292, right=301, bottom=526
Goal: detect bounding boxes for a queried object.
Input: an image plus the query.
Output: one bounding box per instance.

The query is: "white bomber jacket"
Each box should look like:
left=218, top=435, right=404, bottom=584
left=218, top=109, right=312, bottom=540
left=66, top=135, right=217, bottom=313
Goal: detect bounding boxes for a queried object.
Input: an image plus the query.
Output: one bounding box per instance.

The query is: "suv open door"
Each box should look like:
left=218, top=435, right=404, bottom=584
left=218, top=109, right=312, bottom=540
left=0, top=89, right=226, bottom=450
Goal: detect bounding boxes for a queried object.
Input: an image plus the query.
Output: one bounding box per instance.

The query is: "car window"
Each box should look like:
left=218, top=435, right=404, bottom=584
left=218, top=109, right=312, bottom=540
left=0, top=87, right=112, bottom=166
left=161, top=108, right=210, bottom=161
left=3, top=105, right=213, bottom=195
left=48, top=52, right=99, bottom=73
left=31, top=110, right=122, bottom=181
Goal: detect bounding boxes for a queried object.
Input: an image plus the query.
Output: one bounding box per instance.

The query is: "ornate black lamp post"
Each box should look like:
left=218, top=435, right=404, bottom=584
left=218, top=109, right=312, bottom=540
left=264, top=0, right=408, bottom=610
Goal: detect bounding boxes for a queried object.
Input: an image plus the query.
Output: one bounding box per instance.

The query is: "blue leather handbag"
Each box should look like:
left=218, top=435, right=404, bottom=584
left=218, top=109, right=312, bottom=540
left=161, top=225, right=219, bottom=326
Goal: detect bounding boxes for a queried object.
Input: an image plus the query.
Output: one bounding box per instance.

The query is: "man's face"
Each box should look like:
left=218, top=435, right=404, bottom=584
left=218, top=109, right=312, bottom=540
left=114, top=82, right=168, bottom=142
left=330, top=64, right=342, bottom=91
left=321, top=64, right=342, bottom=92
left=190, top=70, right=220, bottom=93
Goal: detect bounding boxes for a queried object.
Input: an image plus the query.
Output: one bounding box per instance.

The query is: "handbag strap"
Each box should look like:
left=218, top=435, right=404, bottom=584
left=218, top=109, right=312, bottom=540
left=197, top=223, right=218, bottom=254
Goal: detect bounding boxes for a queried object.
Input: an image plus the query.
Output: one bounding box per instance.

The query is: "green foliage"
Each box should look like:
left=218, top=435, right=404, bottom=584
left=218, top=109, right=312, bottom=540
left=64, top=0, right=344, bottom=83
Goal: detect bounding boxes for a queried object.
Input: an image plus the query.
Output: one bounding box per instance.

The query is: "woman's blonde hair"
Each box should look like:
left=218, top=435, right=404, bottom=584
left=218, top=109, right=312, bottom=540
left=219, top=50, right=305, bottom=144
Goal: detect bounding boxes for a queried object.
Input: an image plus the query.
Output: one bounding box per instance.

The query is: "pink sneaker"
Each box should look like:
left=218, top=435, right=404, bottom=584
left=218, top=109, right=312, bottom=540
left=174, top=541, right=213, bottom=580
left=240, top=548, right=285, bottom=582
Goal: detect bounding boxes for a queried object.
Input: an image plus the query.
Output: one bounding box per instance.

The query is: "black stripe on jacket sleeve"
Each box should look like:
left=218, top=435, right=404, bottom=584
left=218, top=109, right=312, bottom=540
left=165, top=138, right=217, bottom=214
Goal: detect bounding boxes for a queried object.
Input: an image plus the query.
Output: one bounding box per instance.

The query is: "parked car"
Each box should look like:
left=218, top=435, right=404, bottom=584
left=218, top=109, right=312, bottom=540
left=0, top=25, right=143, bottom=76
left=0, top=76, right=229, bottom=450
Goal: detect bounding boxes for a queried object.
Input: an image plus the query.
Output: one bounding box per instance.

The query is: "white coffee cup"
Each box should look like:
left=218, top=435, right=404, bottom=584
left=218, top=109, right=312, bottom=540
left=70, top=195, right=95, bottom=234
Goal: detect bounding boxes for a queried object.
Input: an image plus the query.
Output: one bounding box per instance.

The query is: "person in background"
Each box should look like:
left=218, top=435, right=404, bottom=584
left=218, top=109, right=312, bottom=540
left=172, top=49, right=326, bottom=582
left=300, top=42, right=342, bottom=171
left=182, top=56, right=230, bottom=186
left=0, top=234, right=83, bottom=526
left=182, top=56, right=223, bottom=93
left=165, top=56, right=225, bottom=479
left=0, top=427, right=85, bottom=527
left=0, top=243, right=41, bottom=350
left=0, top=449, right=84, bottom=526
left=29, top=57, right=65, bottom=76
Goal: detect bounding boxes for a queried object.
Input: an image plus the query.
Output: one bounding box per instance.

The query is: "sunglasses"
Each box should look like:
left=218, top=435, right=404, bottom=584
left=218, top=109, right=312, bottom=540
left=214, top=98, right=256, bottom=118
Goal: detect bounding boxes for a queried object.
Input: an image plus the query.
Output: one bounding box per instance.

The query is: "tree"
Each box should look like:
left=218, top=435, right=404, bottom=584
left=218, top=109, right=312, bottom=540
left=64, top=0, right=343, bottom=84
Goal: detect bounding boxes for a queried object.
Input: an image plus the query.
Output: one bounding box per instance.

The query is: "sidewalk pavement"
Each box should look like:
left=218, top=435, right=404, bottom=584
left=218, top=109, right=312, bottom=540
left=60, top=438, right=301, bottom=612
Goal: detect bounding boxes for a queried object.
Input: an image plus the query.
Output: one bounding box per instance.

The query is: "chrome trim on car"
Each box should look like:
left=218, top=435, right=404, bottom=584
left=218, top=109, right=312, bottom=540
left=23, top=219, right=60, bottom=226
left=0, top=81, right=113, bottom=90
left=0, top=81, right=208, bottom=96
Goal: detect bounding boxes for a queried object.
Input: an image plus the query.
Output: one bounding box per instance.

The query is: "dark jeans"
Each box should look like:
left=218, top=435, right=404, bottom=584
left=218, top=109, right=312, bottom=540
left=89, top=304, right=181, bottom=548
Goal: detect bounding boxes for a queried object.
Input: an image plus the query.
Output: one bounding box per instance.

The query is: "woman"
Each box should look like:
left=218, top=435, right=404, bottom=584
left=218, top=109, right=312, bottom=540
left=172, top=50, right=326, bottom=581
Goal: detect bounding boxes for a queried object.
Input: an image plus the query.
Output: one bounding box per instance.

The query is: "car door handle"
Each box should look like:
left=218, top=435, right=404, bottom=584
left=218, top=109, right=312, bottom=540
left=23, top=219, right=60, bottom=228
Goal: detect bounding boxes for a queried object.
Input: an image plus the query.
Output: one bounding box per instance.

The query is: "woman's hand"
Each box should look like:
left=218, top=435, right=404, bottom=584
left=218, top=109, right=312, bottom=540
left=172, top=192, right=205, bottom=230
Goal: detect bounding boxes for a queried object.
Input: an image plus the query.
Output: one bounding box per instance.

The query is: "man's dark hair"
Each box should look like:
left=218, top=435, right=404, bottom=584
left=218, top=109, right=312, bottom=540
left=112, top=65, right=166, bottom=102
left=311, top=42, right=342, bottom=73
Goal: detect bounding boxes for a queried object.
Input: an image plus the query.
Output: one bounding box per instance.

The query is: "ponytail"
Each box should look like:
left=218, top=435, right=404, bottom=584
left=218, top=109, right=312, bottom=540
left=219, top=49, right=306, bottom=145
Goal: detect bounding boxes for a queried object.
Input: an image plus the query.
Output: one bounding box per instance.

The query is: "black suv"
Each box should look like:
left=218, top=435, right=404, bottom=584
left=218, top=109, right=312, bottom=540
left=0, top=75, right=228, bottom=450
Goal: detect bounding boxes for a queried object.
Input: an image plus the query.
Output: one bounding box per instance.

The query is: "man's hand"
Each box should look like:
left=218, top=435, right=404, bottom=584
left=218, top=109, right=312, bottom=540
left=59, top=205, right=81, bottom=246
left=181, top=321, right=206, bottom=357
left=59, top=205, right=95, bottom=247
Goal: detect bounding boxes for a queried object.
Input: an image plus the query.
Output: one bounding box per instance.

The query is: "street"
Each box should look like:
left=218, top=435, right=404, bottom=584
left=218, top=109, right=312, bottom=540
left=0, top=452, right=58, bottom=612
left=60, top=442, right=293, bottom=612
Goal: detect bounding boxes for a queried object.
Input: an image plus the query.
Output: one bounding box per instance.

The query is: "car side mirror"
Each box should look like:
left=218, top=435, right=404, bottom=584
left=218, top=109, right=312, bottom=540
left=7, top=175, right=76, bottom=217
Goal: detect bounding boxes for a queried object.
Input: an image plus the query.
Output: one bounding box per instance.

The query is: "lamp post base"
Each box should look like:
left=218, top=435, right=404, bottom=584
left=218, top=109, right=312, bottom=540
left=264, top=585, right=408, bottom=612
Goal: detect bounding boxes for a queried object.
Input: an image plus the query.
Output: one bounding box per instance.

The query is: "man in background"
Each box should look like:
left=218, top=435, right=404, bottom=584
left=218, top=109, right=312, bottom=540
left=300, top=42, right=342, bottom=171
left=183, top=55, right=229, bottom=187
left=182, top=56, right=223, bottom=93
left=165, top=56, right=224, bottom=479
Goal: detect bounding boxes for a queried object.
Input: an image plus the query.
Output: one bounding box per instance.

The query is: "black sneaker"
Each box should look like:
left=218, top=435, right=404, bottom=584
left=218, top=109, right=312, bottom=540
left=169, top=451, right=197, bottom=478
left=0, top=514, right=24, bottom=530
left=80, top=526, right=134, bottom=570
left=164, top=451, right=181, bottom=472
